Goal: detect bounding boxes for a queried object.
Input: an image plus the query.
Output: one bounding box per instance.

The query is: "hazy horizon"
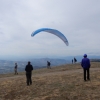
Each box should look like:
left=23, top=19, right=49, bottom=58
left=0, top=55, right=100, bottom=61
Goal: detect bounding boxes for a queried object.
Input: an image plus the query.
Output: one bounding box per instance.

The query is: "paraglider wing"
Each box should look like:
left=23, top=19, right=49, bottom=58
left=31, top=28, right=69, bottom=46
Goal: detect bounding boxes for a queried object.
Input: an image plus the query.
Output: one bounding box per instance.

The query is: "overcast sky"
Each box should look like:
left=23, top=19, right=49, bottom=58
left=0, top=0, right=100, bottom=60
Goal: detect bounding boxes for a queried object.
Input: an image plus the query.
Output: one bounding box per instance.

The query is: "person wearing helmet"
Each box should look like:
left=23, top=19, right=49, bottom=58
left=81, top=54, right=91, bottom=81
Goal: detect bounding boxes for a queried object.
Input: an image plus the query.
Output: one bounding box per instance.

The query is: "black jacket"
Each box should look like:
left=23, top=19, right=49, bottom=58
left=25, top=64, right=33, bottom=72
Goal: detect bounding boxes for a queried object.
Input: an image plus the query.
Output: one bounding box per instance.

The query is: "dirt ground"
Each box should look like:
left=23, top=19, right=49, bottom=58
left=0, top=62, right=100, bottom=100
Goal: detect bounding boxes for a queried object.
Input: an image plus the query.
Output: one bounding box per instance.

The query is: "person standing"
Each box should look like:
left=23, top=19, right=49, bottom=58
left=81, top=54, right=91, bottom=81
left=47, top=61, right=51, bottom=69
left=25, top=61, right=33, bottom=86
left=14, top=63, right=18, bottom=75
left=74, top=57, right=77, bottom=63
left=72, top=59, right=73, bottom=64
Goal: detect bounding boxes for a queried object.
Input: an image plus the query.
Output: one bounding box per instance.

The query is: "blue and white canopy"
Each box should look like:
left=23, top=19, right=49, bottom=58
left=31, top=28, right=69, bottom=46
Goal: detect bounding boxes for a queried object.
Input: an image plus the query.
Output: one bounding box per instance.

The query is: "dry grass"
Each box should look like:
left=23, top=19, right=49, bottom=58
left=0, top=62, right=100, bottom=100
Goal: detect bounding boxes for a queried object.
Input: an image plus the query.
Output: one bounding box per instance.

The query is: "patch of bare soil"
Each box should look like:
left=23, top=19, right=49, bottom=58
left=0, top=62, right=100, bottom=100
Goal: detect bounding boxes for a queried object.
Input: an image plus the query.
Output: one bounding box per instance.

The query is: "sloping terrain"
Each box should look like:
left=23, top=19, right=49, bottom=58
left=0, top=62, right=100, bottom=100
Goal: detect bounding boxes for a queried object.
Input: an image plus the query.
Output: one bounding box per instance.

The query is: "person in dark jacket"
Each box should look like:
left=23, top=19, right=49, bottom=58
left=81, top=54, right=91, bottom=81
left=72, top=59, right=73, bottom=64
left=74, top=57, right=77, bottom=63
left=47, top=61, right=51, bottom=69
left=14, top=63, right=18, bottom=75
left=25, top=61, right=33, bottom=86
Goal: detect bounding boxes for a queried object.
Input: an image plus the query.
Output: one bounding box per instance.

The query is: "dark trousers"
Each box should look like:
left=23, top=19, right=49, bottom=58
left=83, top=68, right=90, bottom=81
left=26, top=72, right=32, bottom=85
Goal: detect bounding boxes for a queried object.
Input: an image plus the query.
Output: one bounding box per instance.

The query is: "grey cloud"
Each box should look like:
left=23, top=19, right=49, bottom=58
left=0, top=0, right=100, bottom=59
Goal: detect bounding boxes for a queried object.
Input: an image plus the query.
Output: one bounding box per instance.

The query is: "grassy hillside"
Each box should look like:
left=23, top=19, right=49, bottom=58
left=0, top=62, right=100, bottom=100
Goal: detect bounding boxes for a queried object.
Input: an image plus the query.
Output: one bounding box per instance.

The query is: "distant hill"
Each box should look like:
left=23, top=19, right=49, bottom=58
left=0, top=58, right=71, bottom=74
left=0, top=55, right=100, bottom=74
left=90, top=59, right=100, bottom=62
left=30, top=58, right=71, bottom=66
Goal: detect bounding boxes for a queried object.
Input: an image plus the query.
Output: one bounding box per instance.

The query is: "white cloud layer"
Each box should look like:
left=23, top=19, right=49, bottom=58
left=0, top=0, right=100, bottom=59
